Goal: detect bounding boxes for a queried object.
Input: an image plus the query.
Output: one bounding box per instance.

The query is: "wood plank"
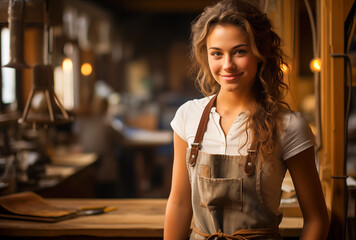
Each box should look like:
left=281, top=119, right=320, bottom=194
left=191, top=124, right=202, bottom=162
left=0, top=198, right=303, bottom=238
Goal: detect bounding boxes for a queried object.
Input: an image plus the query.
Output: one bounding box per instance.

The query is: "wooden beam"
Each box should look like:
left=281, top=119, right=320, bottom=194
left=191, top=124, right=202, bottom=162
left=319, top=0, right=353, bottom=238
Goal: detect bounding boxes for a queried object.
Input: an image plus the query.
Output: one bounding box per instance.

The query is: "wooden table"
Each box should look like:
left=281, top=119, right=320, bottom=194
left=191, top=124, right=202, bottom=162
left=0, top=198, right=303, bottom=239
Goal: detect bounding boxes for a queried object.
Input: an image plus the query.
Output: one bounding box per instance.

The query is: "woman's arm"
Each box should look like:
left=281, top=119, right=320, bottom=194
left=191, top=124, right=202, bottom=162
left=285, top=146, right=329, bottom=240
left=164, top=132, right=193, bottom=240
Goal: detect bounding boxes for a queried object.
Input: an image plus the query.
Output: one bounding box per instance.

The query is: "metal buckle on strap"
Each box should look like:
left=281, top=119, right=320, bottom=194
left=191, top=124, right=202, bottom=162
left=191, top=143, right=201, bottom=149
left=189, top=143, right=200, bottom=166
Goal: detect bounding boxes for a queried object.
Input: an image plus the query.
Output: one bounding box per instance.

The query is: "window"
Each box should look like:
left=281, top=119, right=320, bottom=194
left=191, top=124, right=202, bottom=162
left=1, top=28, right=16, bottom=106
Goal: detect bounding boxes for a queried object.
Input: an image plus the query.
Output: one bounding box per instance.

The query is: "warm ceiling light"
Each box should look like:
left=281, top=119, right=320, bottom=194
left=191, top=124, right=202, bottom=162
left=62, top=58, right=73, bottom=71
left=81, top=63, right=92, bottom=76
left=310, top=57, right=321, bottom=72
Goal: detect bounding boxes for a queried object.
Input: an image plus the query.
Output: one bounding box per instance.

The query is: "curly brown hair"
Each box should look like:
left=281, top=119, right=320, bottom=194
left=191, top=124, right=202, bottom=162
left=190, top=0, right=290, bottom=161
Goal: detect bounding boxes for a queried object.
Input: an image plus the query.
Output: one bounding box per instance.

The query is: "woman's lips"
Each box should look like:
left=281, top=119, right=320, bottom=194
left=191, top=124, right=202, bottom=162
left=220, top=72, right=243, bottom=81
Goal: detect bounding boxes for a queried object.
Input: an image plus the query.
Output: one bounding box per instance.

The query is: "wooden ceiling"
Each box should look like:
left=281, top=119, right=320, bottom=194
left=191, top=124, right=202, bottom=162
left=95, top=0, right=216, bottom=13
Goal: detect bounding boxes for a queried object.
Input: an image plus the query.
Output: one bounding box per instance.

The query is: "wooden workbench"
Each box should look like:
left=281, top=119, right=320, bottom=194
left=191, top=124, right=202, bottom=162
left=0, top=198, right=302, bottom=239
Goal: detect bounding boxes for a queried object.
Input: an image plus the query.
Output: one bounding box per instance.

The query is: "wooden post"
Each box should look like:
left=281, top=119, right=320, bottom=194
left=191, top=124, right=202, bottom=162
left=319, top=0, right=353, bottom=238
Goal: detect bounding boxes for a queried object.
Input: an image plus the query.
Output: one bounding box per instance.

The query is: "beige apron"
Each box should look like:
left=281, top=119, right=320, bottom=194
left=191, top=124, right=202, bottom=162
left=187, top=95, right=283, bottom=240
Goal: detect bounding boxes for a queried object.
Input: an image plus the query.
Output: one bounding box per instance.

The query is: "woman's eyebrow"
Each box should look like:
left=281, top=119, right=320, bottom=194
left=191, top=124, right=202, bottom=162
left=232, top=43, right=249, bottom=49
left=208, top=43, right=249, bottom=50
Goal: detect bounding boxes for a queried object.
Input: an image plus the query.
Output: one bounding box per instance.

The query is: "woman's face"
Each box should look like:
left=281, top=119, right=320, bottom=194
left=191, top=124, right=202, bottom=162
left=206, top=24, right=258, bottom=95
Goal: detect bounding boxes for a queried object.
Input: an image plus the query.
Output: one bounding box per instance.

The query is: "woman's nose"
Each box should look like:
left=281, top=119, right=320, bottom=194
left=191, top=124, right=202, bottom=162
left=223, top=56, right=235, bottom=71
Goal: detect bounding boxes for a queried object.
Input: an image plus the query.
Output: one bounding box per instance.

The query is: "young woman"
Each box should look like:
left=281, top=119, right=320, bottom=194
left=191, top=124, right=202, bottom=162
left=164, top=0, right=329, bottom=239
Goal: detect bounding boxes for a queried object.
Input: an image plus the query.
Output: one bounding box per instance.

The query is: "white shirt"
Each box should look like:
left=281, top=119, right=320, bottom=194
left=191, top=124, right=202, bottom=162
left=171, top=96, right=315, bottom=215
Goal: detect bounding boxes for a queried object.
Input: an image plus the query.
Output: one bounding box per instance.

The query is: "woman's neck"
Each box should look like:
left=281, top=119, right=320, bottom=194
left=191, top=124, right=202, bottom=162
left=216, top=91, right=253, bottom=115
left=215, top=91, right=254, bottom=136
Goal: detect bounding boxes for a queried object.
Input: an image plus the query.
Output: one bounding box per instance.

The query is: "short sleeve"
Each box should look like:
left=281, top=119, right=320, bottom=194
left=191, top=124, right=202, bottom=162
left=170, top=101, right=188, bottom=141
left=280, top=112, right=315, bottom=160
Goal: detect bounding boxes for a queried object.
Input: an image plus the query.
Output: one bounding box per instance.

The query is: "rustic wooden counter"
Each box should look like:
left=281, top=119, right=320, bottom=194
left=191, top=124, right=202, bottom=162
left=0, top=198, right=303, bottom=239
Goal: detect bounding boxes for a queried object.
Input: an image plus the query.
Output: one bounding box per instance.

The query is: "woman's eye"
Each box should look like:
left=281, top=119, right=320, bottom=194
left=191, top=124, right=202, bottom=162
left=235, top=49, right=247, bottom=55
left=211, top=52, right=222, bottom=57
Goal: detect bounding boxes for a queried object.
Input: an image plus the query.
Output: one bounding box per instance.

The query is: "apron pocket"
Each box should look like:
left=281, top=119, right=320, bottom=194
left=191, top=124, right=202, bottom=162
left=197, top=176, right=243, bottom=211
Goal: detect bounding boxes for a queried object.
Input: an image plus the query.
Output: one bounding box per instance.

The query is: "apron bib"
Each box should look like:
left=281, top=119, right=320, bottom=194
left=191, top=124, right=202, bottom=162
left=187, top=95, right=282, bottom=240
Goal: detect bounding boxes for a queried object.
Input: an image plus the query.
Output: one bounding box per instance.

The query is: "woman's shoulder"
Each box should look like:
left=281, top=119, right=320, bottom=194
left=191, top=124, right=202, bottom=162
left=176, top=95, right=215, bottom=114
left=278, top=109, right=315, bottom=160
left=279, top=109, right=311, bottom=133
left=171, top=95, right=214, bottom=141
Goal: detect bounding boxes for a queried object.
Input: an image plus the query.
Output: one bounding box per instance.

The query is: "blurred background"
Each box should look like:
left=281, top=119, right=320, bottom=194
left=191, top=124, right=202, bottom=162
left=0, top=0, right=355, bottom=201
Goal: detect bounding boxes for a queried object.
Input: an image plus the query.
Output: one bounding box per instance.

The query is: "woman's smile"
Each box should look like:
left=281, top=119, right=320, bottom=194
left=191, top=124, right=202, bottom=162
left=219, top=72, right=243, bottom=81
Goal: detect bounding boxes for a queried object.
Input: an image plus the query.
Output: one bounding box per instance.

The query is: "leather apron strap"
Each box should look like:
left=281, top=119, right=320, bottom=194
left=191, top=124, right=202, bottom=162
left=188, top=94, right=217, bottom=166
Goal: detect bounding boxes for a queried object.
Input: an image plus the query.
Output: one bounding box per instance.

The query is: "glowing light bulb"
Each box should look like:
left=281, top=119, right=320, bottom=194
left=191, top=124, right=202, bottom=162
left=310, top=58, right=321, bottom=72
left=281, top=63, right=288, bottom=73
left=62, top=58, right=73, bottom=71
left=81, top=63, right=92, bottom=76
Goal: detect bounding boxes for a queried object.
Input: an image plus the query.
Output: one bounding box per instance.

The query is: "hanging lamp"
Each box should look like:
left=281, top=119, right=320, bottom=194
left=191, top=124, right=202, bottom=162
left=2, top=0, right=29, bottom=69
left=18, top=64, right=73, bottom=127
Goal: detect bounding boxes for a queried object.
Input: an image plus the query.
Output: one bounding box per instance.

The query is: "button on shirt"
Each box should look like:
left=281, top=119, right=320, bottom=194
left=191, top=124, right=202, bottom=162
left=171, top=95, right=315, bottom=215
